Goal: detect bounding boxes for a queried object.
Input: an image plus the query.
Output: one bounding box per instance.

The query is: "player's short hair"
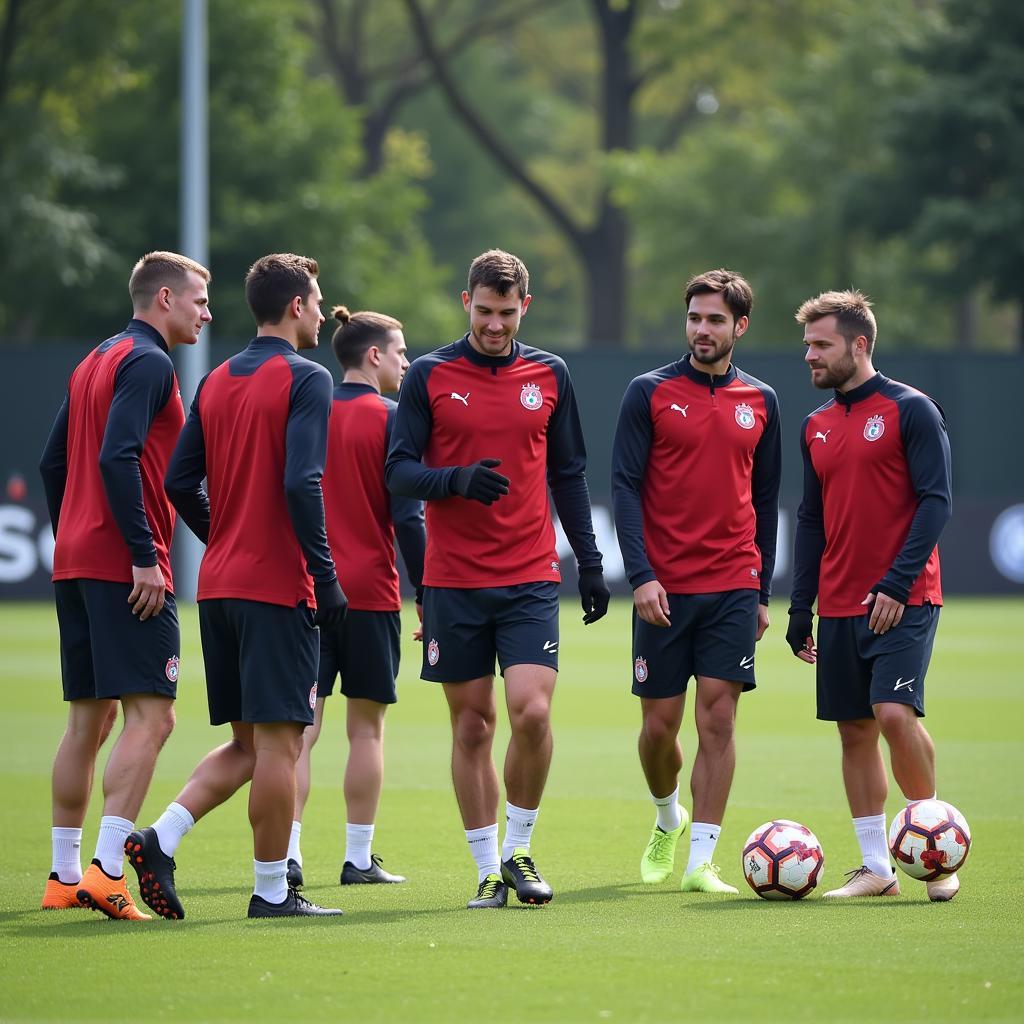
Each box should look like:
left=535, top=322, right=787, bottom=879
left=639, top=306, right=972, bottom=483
left=244, top=253, right=319, bottom=326
left=684, top=268, right=753, bottom=322
left=467, top=249, right=529, bottom=302
left=795, top=289, right=877, bottom=354
left=331, top=306, right=403, bottom=370
left=129, top=251, right=210, bottom=309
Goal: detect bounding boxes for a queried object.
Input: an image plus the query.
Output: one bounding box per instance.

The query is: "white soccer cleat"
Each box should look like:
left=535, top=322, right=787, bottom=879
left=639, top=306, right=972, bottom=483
left=926, top=872, right=960, bottom=902
left=823, top=865, right=900, bottom=898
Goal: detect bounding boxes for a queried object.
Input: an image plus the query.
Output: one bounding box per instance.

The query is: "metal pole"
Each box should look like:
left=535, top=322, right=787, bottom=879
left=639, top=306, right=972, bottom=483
left=176, top=0, right=208, bottom=600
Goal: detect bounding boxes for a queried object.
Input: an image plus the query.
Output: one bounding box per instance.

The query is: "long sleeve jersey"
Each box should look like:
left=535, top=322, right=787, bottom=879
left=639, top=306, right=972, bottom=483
left=385, top=334, right=603, bottom=588
left=790, top=373, right=952, bottom=617
left=612, top=354, right=781, bottom=601
left=164, top=336, right=336, bottom=608
left=323, top=383, right=425, bottom=611
left=40, top=319, right=184, bottom=590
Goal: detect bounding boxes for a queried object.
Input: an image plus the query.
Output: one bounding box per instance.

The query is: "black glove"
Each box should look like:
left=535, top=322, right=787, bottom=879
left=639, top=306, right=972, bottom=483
left=453, top=458, right=510, bottom=506
left=578, top=567, right=610, bottom=625
left=314, top=577, right=349, bottom=629
left=786, top=609, right=814, bottom=657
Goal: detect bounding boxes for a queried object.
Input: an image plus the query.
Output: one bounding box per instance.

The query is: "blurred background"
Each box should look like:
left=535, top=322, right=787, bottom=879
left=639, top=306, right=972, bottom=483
left=1, top=0, right=1022, bottom=598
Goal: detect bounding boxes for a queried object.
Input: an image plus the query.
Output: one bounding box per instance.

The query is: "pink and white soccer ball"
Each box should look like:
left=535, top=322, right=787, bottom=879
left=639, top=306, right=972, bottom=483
left=888, top=800, right=971, bottom=881
left=742, top=820, right=824, bottom=900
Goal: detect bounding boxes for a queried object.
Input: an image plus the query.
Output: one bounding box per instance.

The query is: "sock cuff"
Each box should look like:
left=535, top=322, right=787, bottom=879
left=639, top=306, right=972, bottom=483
left=52, top=827, right=83, bottom=840
left=466, top=823, right=498, bottom=842
left=99, top=815, right=134, bottom=831
left=346, top=822, right=374, bottom=835
left=852, top=813, right=887, bottom=830
left=168, top=802, right=196, bottom=829
left=651, top=786, right=680, bottom=807
left=254, top=858, right=288, bottom=874
left=505, top=801, right=538, bottom=819
left=290, top=820, right=302, bottom=834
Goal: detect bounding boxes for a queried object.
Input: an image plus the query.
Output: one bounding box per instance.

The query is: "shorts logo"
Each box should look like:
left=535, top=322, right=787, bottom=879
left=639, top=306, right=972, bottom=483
left=864, top=415, right=885, bottom=441
left=309, top=682, right=318, bottom=709
left=520, top=383, right=543, bottom=411
left=734, top=403, right=756, bottom=430
left=164, top=656, right=179, bottom=683
left=634, top=656, right=648, bottom=684
left=427, top=638, right=440, bottom=666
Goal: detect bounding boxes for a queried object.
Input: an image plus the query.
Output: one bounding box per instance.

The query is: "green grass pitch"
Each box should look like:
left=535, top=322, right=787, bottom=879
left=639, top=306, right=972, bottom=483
left=1, top=597, right=1021, bottom=1022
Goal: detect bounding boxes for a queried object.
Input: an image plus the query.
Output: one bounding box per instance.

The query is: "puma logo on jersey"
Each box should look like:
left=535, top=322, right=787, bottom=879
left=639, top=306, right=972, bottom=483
left=813, top=430, right=831, bottom=444
left=450, top=391, right=470, bottom=406
left=670, top=403, right=689, bottom=417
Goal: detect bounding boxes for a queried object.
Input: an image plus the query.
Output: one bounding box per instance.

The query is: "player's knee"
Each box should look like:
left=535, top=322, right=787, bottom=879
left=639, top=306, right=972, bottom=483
left=699, top=701, right=736, bottom=746
left=511, top=699, right=551, bottom=743
left=454, top=709, right=496, bottom=751
left=874, top=702, right=917, bottom=740
left=640, top=711, right=678, bottom=748
left=837, top=719, right=877, bottom=750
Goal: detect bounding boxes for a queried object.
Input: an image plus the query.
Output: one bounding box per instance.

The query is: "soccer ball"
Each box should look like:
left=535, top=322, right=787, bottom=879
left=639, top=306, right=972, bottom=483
left=742, top=820, right=824, bottom=900
left=888, top=800, right=971, bottom=881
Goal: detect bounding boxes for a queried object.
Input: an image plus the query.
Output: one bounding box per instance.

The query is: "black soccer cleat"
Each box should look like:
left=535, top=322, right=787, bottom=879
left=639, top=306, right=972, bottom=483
left=340, top=854, right=406, bottom=885
left=124, top=827, right=185, bottom=920
left=247, top=887, right=343, bottom=918
left=501, top=848, right=553, bottom=905
left=467, top=873, right=508, bottom=909
left=286, top=858, right=304, bottom=888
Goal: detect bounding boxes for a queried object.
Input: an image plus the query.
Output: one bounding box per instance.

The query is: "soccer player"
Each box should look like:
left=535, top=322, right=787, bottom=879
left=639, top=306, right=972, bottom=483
left=127, top=253, right=347, bottom=919
left=787, top=290, right=956, bottom=901
left=286, top=306, right=424, bottom=889
left=386, top=249, right=609, bottom=909
left=38, top=251, right=211, bottom=919
left=612, top=269, right=781, bottom=894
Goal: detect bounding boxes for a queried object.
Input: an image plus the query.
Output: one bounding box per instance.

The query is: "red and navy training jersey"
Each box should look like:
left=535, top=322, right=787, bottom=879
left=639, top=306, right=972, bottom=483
left=385, top=335, right=603, bottom=588
left=164, top=336, right=337, bottom=608
left=323, top=383, right=425, bottom=611
left=40, top=319, right=184, bottom=591
left=612, top=355, right=781, bottom=600
left=790, top=373, right=951, bottom=617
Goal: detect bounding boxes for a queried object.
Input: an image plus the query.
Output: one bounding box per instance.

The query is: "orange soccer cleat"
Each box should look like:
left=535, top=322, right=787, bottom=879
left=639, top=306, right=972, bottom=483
left=76, top=860, right=151, bottom=920
left=41, top=873, right=84, bottom=910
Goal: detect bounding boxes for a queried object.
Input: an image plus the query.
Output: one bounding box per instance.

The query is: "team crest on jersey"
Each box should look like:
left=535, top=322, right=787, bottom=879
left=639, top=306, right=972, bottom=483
left=520, top=383, right=544, bottom=411
left=551, top=560, right=560, bottom=572
left=165, top=656, right=179, bottom=683
left=634, top=656, right=649, bottom=684
left=427, top=638, right=440, bottom=666
left=734, top=403, right=756, bottom=429
left=309, top=683, right=318, bottom=709
left=864, top=415, right=885, bottom=441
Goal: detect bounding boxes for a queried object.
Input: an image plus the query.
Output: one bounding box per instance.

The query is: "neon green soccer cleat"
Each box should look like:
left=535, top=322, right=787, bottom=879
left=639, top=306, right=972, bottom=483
left=680, top=861, right=739, bottom=894
left=640, top=810, right=689, bottom=884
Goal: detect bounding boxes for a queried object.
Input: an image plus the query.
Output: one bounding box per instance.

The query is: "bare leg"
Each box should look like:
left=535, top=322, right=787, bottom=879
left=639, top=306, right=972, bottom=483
left=503, top=665, right=557, bottom=808
left=344, top=699, right=387, bottom=825
left=638, top=695, right=685, bottom=799
left=874, top=702, right=935, bottom=801
left=100, top=694, right=175, bottom=821
left=294, top=699, right=326, bottom=821
left=249, top=722, right=304, bottom=861
left=443, top=676, right=498, bottom=830
left=52, top=699, right=118, bottom=827
left=690, top=677, right=742, bottom=824
left=837, top=718, right=888, bottom=816
left=175, top=722, right=256, bottom=823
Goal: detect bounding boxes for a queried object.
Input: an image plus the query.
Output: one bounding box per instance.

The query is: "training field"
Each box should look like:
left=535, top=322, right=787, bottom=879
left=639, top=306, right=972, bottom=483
left=1, top=597, right=1021, bottom=1022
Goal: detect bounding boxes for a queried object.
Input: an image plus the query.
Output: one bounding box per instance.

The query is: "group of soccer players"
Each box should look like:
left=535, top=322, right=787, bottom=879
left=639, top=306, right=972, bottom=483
left=37, top=247, right=957, bottom=921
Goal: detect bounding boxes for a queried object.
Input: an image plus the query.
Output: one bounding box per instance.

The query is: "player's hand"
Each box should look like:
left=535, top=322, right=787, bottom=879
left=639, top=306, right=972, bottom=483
left=129, top=563, right=166, bottom=620
left=413, top=600, right=423, bottom=642
left=579, top=567, right=610, bottom=624
left=313, top=578, right=349, bottom=629
left=862, top=591, right=904, bottom=635
left=634, top=580, right=670, bottom=627
left=755, top=603, right=770, bottom=642
left=453, top=458, right=510, bottom=505
left=786, top=609, right=816, bottom=663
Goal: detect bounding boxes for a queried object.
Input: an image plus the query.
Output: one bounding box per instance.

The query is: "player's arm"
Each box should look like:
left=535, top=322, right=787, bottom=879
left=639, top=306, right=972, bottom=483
left=787, top=424, right=824, bottom=663
left=546, top=361, right=608, bottom=624
left=39, top=391, right=70, bottom=536
left=285, top=362, right=347, bottom=626
left=385, top=403, right=426, bottom=605
left=164, top=375, right=211, bottom=544
left=751, top=387, right=782, bottom=639
left=611, top=378, right=668, bottom=627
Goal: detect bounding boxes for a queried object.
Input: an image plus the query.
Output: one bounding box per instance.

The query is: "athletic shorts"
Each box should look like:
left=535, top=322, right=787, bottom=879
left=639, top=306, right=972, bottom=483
left=198, top=598, right=319, bottom=726
left=318, top=609, right=400, bottom=704
left=631, top=589, right=759, bottom=698
left=421, top=583, right=559, bottom=683
left=54, top=579, right=180, bottom=701
left=816, top=605, right=940, bottom=721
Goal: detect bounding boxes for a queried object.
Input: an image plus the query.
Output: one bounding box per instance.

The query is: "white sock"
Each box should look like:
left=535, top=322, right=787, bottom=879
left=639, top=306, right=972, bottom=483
left=466, top=823, right=500, bottom=882
left=253, top=858, right=289, bottom=904
left=651, top=787, right=682, bottom=833
left=51, top=827, right=83, bottom=884
left=287, top=821, right=303, bottom=865
left=345, top=823, right=374, bottom=871
left=685, top=822, right=721, bottom=874
left=502, top=802, right=539, bottom=861
left=95, top=815, right=133, bottom=876
left=152, top=802, right=194, bottom=858
left=853, top=813, right=891, bottom=877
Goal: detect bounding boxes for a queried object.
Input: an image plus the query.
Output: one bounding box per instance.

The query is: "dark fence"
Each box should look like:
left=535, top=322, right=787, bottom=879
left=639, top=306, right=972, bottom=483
left=2, top=341, right=1022, bottom=598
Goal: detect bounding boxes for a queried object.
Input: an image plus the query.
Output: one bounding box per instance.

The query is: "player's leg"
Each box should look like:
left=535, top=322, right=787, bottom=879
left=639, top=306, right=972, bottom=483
left=289, top=697, right=327, bottom=886
left=874, top=702, right=935, bottom=799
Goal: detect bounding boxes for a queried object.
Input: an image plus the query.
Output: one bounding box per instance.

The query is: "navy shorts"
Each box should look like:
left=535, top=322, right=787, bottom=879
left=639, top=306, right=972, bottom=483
left=54, top=579, right=180, bottom=701
left=198, top=599, right=319, bottom=726
left=816, top=605, right=940, bottom=721
left=421, top=583, right=559, bottom=682
left=631, top=590, right=759, bottom=698
left=318, top=609, right=400, bottom=704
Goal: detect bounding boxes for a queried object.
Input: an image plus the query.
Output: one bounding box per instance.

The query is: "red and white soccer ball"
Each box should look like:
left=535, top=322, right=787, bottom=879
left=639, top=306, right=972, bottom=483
left=742, top=820, right=824, bottom=900
left=888, top=800, right=971, bottom=881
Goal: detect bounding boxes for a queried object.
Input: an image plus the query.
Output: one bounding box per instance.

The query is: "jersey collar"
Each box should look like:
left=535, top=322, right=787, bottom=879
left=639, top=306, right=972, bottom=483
left=248, top=335, right=295, bottom=354
left=126, top=318, right=169, bottom=353
left=835, top=372, right=887, bottom=408
left=455, top=333, right=520, bottom=369
left=676, top=352, right=736, bottom=389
